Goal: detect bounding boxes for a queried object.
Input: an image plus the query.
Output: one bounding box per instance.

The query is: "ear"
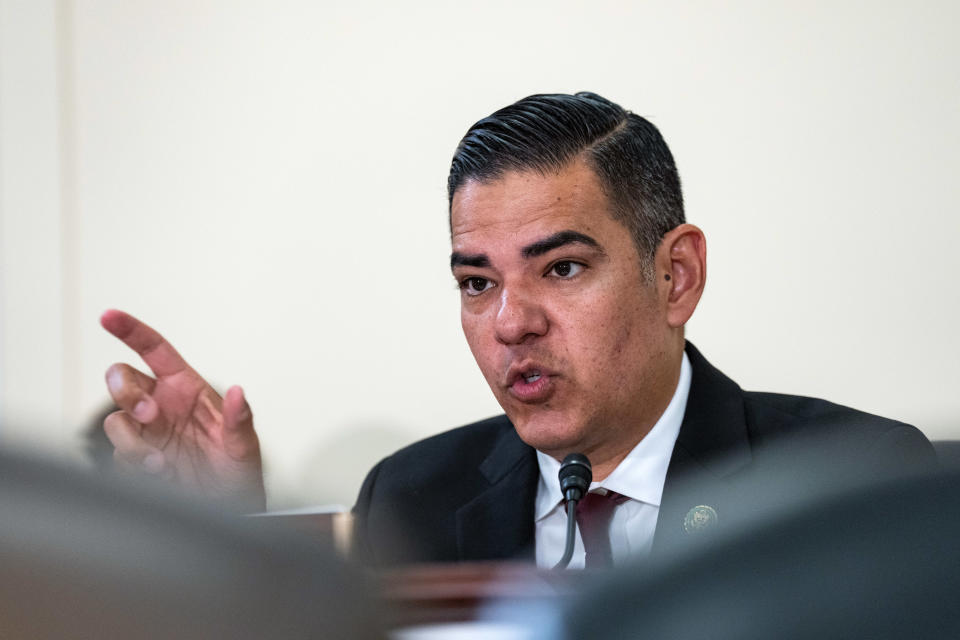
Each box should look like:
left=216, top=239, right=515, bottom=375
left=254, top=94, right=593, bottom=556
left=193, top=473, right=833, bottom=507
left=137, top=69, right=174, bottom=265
left=654, top=223, right=706, bottom=328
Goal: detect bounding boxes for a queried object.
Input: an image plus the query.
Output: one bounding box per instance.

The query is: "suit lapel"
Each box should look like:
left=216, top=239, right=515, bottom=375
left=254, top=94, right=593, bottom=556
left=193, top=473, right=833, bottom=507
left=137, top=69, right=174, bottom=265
left=455, top=423, right=539, bottom=561
left=653, top=343, right=753, bottom=553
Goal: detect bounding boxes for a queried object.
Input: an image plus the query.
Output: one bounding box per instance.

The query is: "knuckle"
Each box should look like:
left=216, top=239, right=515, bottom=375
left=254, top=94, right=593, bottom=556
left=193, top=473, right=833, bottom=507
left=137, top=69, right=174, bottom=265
left=103, top=409, right=125, bottom=424
left=102, top=412, right=124, bottom=439
left=114, top=442, right=150, bottom=466
left=232, top=437, right=260, bottom=460
left=105, top=363, right=137, bottom=398
left=103, top=410, right=131, bottom=435
left=105, top=362, right=130, bottom=381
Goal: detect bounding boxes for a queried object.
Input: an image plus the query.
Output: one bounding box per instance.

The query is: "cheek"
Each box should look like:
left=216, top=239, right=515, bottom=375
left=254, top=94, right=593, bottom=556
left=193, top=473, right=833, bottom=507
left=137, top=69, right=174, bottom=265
left=609, top=299, right=666, bottom=378
left=461, top=311, right=482, bottom=357
left=461, top=311, right=497, bottom=379
left=609, top=308, right=639, bottom=359
left=581, top=292, right=658, bottom=374
left=553, top=305, right=616, bottom=386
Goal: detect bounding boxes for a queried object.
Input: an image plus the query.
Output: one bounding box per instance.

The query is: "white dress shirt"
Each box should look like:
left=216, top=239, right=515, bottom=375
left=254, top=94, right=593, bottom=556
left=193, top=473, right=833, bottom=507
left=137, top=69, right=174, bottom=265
left=534, top=352, right=692, bottom=568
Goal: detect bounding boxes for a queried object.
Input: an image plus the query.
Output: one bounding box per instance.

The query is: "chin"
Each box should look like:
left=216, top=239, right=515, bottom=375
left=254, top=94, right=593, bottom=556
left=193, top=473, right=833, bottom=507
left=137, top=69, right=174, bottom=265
left=509, top=412, right=587, bottom=457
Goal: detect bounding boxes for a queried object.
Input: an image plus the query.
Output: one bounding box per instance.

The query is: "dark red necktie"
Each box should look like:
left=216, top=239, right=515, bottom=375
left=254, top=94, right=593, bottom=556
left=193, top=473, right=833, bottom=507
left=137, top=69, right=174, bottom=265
left=575, top=490, right=628, bottom=569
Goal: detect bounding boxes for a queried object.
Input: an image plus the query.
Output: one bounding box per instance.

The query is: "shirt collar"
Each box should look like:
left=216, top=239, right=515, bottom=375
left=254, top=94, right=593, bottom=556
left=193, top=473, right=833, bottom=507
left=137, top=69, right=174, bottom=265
left=534, top=351, right=692, bottom=521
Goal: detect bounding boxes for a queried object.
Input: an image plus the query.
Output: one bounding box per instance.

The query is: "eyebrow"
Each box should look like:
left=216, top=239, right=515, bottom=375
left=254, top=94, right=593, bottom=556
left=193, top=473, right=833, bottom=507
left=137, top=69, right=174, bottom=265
left=450, top=230, right=604, bottom=271
left=450, top=253, right=490, bottom=270
left=521, top=230, right=602, bottom=259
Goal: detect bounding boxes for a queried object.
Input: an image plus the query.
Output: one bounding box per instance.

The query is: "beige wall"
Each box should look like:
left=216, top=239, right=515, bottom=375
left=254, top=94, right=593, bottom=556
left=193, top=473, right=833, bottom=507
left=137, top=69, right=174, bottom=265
left=2, top=0, right=958, bottom=507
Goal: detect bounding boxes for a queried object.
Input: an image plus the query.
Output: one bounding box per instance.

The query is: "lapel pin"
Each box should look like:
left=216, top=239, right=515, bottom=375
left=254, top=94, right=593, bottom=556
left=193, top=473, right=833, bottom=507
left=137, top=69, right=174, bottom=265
left=683, top=505, right=719, bottom=534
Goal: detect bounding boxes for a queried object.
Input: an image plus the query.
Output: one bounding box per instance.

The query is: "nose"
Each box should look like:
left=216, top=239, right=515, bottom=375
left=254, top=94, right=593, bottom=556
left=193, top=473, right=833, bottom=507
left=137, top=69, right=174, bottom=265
left=494, top=287, right=549, bottom=345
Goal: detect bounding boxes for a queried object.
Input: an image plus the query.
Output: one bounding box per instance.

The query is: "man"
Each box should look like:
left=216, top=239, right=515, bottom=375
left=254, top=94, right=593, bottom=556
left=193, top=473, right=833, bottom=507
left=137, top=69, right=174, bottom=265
left=102, top=92, right=935, bottom=569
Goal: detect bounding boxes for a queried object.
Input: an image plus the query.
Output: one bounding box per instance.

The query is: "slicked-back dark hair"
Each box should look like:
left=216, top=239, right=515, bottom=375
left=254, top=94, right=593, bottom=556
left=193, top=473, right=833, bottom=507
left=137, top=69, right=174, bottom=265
left=447, top=92, right=684, bottom=279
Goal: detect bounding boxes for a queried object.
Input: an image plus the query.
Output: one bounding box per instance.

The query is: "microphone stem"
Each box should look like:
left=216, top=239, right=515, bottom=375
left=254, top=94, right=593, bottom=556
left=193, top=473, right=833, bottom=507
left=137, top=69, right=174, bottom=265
left=554, top=499, right=578, bottom=570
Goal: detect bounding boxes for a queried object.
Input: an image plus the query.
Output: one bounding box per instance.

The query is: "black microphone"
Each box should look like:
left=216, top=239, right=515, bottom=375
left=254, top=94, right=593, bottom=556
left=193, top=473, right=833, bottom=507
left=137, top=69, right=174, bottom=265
left=554, top=453, right=592, bottom=569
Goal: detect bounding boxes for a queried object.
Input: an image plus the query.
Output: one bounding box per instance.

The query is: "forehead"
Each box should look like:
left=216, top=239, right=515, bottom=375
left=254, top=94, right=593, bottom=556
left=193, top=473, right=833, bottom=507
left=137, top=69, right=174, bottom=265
left=450, top=160, right=620, bottom=249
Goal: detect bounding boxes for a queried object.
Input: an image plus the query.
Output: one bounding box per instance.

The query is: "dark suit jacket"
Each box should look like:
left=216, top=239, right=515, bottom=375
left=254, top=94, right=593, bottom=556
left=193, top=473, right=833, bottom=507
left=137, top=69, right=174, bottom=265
left=352, top=343, right=935, bottom=567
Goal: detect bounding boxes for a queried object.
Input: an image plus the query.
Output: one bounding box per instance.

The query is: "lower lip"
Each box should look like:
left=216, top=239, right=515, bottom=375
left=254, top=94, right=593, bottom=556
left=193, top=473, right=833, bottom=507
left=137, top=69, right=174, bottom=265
left=509, top=375, right=555, bottom=403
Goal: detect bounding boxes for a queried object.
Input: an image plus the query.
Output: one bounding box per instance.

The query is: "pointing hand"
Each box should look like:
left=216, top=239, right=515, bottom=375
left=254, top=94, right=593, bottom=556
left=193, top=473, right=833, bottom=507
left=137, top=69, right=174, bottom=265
left=101, top=309, right=266, bottom=511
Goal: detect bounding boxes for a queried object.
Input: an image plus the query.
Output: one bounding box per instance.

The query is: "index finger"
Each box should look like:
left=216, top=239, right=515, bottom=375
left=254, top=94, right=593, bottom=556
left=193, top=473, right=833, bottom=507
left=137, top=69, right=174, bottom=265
left=100, top=309, right=191, bottom=377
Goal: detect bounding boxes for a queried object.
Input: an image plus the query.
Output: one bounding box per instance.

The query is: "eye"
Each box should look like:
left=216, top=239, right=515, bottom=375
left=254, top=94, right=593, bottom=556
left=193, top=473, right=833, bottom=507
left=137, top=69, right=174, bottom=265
left=459, top=276, right=495, bottom=296
left=547, top=261, right=584, bottom=279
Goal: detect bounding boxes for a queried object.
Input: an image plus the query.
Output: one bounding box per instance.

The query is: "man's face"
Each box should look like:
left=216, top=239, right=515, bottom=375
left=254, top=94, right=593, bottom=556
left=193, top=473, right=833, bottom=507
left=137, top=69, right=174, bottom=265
left=450, top=159, right=676, bottom=460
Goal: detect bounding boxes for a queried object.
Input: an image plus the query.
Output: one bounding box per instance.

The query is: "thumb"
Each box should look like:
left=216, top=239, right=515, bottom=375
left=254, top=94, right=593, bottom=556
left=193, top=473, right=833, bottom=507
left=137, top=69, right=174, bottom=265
left=222, top=385, right=260, bottom=462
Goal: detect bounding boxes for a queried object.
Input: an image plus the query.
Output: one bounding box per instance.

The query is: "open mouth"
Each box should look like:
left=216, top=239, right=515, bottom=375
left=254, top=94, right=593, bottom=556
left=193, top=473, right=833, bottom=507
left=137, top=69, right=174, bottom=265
left=508, top=367, right=554, bottom=403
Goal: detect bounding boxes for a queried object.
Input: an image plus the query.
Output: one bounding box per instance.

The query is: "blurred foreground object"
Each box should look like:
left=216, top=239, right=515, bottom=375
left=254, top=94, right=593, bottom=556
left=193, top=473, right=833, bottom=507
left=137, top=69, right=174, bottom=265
left=380, top=562, right=576, bottom=630
left=0, top=448, right=383, bottom=639
left=247, top=505, right=354, bottom=556
left=563, top=450, right=959, bottom=640
left=933, top=439, right=960, bottom=469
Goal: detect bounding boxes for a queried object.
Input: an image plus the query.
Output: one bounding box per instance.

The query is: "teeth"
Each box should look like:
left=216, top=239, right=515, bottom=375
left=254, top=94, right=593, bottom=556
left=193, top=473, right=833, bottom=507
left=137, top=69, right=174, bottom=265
left=524, top=373, right=542, bottom=383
